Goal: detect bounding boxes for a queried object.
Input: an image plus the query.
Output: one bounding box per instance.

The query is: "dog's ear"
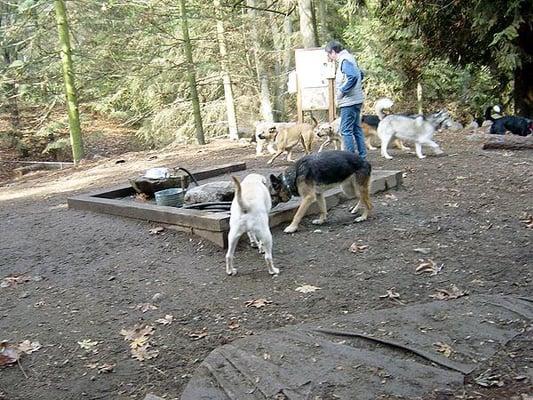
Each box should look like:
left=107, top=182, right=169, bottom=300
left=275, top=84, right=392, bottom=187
left=270, top=174, right=282, bottom=190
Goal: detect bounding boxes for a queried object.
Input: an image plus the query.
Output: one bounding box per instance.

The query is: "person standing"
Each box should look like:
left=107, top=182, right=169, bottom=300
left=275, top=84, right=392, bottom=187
left=325, top=40, right=366, bottom=159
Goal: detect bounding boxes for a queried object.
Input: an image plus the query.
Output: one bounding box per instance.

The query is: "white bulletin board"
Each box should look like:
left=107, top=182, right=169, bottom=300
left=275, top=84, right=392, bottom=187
left=295, top=48, right=336, bottom=111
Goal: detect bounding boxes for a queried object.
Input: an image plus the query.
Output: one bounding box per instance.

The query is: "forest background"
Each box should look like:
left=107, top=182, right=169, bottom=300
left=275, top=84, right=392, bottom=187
left=1, top=0, right=532, bottom=162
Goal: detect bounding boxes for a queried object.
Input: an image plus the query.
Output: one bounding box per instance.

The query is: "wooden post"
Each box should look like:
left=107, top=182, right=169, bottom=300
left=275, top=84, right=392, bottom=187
left=328, top=78, right=336, bottom=122
left=296, top=73, right=303, bottom=123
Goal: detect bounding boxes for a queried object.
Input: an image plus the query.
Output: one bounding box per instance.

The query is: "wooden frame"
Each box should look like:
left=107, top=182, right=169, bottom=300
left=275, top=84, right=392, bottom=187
left=68, top=168, right=402, bottom=248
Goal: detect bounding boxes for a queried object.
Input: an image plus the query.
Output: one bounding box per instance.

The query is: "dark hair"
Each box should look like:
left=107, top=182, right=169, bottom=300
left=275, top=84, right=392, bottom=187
left=325, top=40, right=344, bottom=54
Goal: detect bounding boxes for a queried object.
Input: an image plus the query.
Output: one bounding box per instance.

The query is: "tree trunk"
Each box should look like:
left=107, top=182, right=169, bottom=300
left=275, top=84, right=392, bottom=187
left=54, top=0, right=84, bottom=164
left=0, top=3, right=21, bottom=137
left=514, top=9, right=533, bottom=118
left=2, top=50, right=21, bottom=136
left=316, top=0, right=330, bottom=45
left=482, top=134, right=533, bottom=150
left=248, top=0, right=274, bottom=122
left=180, top=0, right=205, bottom=145
left=214, top=0, right=239, bottom=140
left=310, top=0, right=320, bottom=47
left=298, top=0, right=316, bottom=48
left=270, top=13, right=283, bottom=122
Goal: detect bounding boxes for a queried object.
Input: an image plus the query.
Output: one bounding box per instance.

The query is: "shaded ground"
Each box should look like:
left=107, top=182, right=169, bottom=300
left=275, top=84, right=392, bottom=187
left=0, top=130, right=531, bottom=400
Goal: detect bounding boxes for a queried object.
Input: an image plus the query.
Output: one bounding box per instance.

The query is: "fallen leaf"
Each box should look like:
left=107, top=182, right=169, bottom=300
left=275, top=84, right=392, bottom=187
left=228, top=320, right=240, bottom=330
left=295, top=284, right=321, bottom=293
left=474, top=370, right=504, bottom=387
left=349, top=243, right=369, bottom=253
left=379, top=288, right=404, bottom=304
left=149, top=226, right=165, bottom=235
left=244, top=298, right=272, bottom=308
left=415, top=259, right=442, bottom=276
left=120, top=325, right=157, bottom=361
left=130, top=336, right=149, bottom=349
left=78, top=339, right=98, bottom=350
left=17, top=340, right=41, bottom=354
left=1, top=275, right=31, bottom=288
left=155, top=315, right=173, bottom=326
left=136, top=303, right=158, bottom=313
left=97, top=363, right=115, bottom=373
left=519, top=213, right=533, bottom=229
left=0, top=342, right=19, bottom=366
left=120, top=325, right=154, bottom=342
left=189, top=328, right=208, bottom=341
left=433, top=342, right=453, bottom=357
left=131, top=344, right=159, bottom=361
left=384, top=193, right=398, bottom=201
left=430, top=285, right=468, bottom=300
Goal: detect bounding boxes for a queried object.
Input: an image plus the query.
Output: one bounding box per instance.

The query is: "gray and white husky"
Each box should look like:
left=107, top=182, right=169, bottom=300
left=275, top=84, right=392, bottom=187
left=377, top=110, right=449, bottom=159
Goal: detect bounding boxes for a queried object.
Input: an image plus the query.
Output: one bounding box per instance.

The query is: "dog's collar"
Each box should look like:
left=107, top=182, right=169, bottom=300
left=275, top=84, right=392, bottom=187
left=281, top=171, right=299, bottom=197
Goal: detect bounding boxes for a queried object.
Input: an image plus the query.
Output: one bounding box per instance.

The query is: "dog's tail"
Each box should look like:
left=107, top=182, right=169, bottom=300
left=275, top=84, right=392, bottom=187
left=231, top=176, right=248, bottom=213
left=374, top=98, right=394, bottom=120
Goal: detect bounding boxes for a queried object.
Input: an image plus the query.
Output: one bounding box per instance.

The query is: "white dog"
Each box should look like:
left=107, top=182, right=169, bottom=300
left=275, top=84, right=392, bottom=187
left=377, top=110, right=448, bottom=159
left=254, top=121, right=296, bottom=156
left=225, top=174, right=278, bottom=276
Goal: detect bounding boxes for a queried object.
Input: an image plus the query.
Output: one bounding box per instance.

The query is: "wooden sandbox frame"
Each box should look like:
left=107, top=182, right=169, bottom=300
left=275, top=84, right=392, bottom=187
left=68, top=162, right=402, bottom=248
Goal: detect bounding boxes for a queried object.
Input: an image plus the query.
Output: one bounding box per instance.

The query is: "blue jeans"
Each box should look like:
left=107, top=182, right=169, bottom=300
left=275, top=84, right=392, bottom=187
left=340, top=103, right=366, bottom=159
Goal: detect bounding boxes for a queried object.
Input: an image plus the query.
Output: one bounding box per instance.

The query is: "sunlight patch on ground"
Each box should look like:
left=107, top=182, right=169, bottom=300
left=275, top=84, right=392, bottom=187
left=0, top=139, right=257, bottom=203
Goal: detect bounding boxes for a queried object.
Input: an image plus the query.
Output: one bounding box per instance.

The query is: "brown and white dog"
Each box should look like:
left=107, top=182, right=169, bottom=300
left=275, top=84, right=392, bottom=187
left=269, top=150, right=373, bottom=233
left=315, top=119, right=342, bottom=152
left=259, top=122, right=316, bottom=165
left=254, top=121, right=296, bottom=156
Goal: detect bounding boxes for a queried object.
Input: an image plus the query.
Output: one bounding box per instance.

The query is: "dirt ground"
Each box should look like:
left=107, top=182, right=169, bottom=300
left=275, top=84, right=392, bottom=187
left=0, top=130, right=531, bottom=400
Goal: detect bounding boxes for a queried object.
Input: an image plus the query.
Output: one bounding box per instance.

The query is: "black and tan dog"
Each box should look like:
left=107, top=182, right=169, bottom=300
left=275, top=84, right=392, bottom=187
left=269, top=150, right=372, bottom=233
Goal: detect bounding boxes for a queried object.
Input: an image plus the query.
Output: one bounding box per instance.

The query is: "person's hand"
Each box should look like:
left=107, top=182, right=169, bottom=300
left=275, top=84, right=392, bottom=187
left=336, top=91, right=344, bottom=101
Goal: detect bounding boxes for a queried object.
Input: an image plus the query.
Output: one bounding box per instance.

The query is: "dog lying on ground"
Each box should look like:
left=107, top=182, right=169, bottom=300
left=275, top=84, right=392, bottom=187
left=226, top=174, right=278, bottom=276
left=254, top=121, right=296, bottom=156
left=489, top=116, right=533, bottom=136
left=259, top=122, right=316, bottom=164
left=269, top=150, right=372, bottom=233
left=377, top=110, right=449, bottom=159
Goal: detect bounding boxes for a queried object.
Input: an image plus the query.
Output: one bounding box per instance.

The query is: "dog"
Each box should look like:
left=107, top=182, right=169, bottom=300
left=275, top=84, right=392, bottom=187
left=489, top=116, right=533, bottom=136
left=269, top=150, right=372, bottom=234
left=361, top=98, right=410, bottom=151
left=254, top=121, right=296, bottom=156
left=314, top=98, right=405, bottom=152
left=377, top=110, right=449, bottom=159
left=225, top=174, right=278, bottom=276
left=476, top=105, right=503, bottom=127
left=259, top=122, right=316, bottom=164
left=315, top=119, right=342, bottom=152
